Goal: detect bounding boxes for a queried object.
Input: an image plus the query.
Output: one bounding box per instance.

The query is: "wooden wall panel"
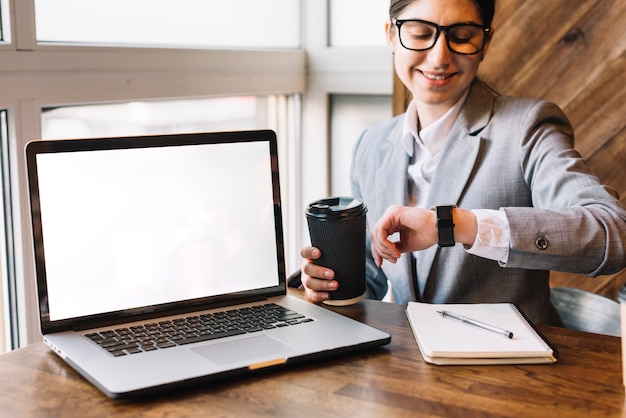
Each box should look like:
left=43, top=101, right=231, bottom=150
left=392, top=0, right=626, bottom=299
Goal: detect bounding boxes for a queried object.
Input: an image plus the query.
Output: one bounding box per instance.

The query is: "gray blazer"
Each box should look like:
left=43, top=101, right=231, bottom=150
left=351, top=80, right=626, bottom=325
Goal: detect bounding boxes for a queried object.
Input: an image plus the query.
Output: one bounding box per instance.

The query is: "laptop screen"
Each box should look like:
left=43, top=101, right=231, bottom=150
left=27, top=131, right=285, bottom=329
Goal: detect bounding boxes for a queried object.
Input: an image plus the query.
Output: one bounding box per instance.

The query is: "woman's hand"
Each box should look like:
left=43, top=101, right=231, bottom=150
left=370, top=205, right=439, bottom=266
left=370, top=205, right=477, bottom=266
left=300, top=246, right=338, bottom=303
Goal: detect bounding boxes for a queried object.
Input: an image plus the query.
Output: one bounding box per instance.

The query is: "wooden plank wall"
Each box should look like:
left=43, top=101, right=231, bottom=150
left=392, top=0, right=626, bottom=299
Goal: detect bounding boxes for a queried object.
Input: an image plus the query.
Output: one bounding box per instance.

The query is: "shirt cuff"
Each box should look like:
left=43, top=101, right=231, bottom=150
left=465, top=209, right=510, bottom=263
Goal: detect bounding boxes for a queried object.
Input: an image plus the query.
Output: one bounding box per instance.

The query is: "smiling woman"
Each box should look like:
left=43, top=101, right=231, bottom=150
left=298, top=0, right=626, bottom=326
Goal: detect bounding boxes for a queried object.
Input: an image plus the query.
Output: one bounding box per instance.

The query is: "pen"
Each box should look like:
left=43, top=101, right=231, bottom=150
left=436, top=310, right=514, bottom=339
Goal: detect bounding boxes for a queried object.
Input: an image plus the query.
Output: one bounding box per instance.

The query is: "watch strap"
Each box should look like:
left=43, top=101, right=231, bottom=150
left=434, top=205, right=456, bottom=247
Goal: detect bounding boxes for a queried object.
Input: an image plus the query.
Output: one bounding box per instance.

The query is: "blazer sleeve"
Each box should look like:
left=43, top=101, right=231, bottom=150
left=499, top=100, right=626, bottom=276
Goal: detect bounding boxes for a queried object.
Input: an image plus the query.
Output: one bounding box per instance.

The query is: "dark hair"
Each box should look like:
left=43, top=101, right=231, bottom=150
left=389, top=0, right=496, bottom=27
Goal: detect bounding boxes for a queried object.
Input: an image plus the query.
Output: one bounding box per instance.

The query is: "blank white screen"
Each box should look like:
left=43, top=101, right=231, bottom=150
left=36, top=141, right=279, bottom=321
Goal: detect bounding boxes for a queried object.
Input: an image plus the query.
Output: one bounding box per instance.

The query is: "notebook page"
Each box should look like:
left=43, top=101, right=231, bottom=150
left=406, top=302, right=553, bottom=359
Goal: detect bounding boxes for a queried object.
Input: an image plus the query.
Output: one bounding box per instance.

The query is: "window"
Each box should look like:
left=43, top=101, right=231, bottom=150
left=329, top=0, right=388, bottom=47
left=0, top=0, right=8, bottom=42
left=35, top=0, right=300, bottom=48
left=329, top=95, right=392, bottom=196
left=299, top=0, right=392, bottom=245
left=0, top=0, right=392, bottom=352
left=0, top=0, right=306, bottom=352
left=42, top=97, right=261, bottom=139
left=0, top=109, right=14, bottom=352
left=40, top=95, right=300, bottom=274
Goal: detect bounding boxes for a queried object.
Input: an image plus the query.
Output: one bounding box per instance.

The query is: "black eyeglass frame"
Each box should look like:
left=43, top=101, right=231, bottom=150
left=394, top=19, right=492, bottom=55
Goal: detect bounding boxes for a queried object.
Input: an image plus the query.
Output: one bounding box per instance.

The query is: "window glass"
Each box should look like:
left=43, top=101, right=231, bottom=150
left=0, top=0, right=9, bottom=42
left=42, top=97, right=259, bottom=139
left=329, top=0, right=388, bottom=47
left=329, top=94, right=392, bottom=195
left=0, top=109, right=13, bottom=353
left=35, top=0, right=299, bottom=48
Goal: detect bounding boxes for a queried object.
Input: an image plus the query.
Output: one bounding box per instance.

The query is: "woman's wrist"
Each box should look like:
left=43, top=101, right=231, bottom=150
left=451, top=207, right=478, bottom=246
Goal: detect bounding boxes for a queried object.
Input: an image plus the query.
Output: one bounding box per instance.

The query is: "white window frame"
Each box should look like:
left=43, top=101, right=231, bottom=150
left=0, top=0, right=392, bottom=349
left=300, top=1, right=392, bottom=249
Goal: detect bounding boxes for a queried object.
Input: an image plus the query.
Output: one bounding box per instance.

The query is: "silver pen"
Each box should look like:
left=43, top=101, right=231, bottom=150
left=436, top=310, right=514, bottom=339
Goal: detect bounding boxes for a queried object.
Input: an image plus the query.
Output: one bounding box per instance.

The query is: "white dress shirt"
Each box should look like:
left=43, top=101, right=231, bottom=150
left=401, top=93, right=510, bottom=263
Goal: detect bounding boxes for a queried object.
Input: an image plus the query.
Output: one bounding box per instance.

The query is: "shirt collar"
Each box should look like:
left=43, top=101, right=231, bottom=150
left=402, top=89, right=470, bottom=157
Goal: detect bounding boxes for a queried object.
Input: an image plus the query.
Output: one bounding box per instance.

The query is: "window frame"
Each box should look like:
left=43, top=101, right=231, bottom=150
left=300, top=0, right=392, bottom=250
left=1, top=0, right=306, bottom=349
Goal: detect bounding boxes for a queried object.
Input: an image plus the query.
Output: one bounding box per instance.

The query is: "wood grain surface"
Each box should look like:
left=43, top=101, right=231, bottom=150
left=0, top=297, right=623, bottom=417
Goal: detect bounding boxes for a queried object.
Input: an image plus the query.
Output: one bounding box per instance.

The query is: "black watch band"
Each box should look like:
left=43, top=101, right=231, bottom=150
left=433, top=205, right=456, bottom=247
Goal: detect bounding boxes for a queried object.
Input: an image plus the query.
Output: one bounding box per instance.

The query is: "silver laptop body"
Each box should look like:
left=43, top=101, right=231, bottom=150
left=25, top=130, right=390, bottom=398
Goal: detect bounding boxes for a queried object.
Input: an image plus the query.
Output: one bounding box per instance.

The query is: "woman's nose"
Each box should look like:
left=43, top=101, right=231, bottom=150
left=427, top=32, right=452, bottom=68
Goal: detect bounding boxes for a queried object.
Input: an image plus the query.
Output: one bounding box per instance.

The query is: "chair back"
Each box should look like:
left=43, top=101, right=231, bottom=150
left=550, top=287, right=621, bottom=337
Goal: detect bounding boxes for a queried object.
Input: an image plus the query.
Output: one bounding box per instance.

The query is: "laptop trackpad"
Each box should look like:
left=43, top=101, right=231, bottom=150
left=191, top=335, right=295, bottom=366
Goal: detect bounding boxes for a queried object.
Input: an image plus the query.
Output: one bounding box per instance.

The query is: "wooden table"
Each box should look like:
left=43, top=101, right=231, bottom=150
left=0, top=298, right=624, bottom=417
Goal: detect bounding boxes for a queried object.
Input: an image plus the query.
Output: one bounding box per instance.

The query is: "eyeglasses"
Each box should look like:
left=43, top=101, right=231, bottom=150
left=394, top=19, right=491, bottom=55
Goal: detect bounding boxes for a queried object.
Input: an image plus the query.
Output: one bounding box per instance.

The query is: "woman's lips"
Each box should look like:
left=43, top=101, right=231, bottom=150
left=418, top=69, right=457, bottom=87
left=419, top=70, right=455, bottom=81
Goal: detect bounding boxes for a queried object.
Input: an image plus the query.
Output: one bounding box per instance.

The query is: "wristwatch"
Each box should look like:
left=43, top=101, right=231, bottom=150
left=432, top=205, right=457, bottom=247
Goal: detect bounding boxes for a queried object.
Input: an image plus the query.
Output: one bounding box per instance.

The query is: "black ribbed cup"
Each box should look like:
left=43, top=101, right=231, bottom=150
left=306, top=197, right=367, bottom=306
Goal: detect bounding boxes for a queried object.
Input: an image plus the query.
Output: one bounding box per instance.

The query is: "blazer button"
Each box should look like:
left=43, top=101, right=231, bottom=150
left=535, top=236, right=549, bottom=250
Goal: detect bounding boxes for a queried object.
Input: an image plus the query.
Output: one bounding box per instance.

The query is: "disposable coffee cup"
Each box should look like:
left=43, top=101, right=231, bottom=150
left=305, top=197, right=367, bottom=306
left=619, top=285, right=626, bottom=394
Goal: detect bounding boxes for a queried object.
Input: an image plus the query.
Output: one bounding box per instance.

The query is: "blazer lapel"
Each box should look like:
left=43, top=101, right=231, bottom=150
left=376, top=121, right=417, bottom=301
left=417, top=81, right=495, bottom=297
left=376, top=121, right=410, bottom=211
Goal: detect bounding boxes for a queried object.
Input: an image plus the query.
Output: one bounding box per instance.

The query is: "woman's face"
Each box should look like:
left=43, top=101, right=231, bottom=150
left=387, top=0, right=492, bottom=117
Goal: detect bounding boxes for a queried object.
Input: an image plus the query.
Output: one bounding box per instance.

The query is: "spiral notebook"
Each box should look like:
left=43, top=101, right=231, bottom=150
left=406, top=302, right=558, bottom=365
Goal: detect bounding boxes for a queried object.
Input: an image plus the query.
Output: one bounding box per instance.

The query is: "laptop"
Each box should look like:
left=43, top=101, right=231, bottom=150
left=25, top=129, right=390, bottom=399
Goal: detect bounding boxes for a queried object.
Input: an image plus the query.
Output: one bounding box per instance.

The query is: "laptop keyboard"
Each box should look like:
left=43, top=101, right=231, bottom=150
left=84, top=303, right=313, bottom=357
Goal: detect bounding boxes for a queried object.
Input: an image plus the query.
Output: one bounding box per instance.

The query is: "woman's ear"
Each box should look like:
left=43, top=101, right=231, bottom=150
left=385, top=20, right=397, bottom=53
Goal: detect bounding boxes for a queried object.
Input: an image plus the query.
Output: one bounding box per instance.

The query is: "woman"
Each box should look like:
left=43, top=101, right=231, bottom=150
left=300, top=0, right=626, bottom=324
